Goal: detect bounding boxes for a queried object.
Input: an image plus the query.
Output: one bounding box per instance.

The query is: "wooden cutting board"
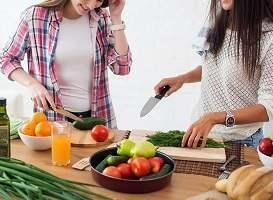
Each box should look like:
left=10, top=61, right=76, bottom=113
left=129, top=129, right=226, bottom=163
left=70, top=126, right=115, bottom=147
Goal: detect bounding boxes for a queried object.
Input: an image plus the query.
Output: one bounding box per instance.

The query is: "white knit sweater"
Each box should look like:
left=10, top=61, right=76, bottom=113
left=192, top=20, right=273, bottom=141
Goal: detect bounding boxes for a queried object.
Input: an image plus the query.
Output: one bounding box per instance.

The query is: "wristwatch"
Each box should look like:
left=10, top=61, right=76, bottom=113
left=225, top=110, right=235, bottom=127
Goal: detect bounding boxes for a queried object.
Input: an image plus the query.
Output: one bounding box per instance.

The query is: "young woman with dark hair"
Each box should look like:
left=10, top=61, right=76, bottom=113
left=154, top=0, right=273, bottom=148
left=0, top=0, right=132, bottom=128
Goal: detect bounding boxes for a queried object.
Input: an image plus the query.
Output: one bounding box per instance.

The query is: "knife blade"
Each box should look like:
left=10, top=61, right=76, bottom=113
left=140, top=85, right=170, bottom=117
left=54, top=108, right=84, bottom=122
left=46, top=100, right=84, bottom=122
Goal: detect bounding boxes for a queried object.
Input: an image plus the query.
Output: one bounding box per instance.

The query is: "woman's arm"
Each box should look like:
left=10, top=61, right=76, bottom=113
left=0, top=7, right=55, bottom=110
left=106, top=0, right=132, bottom=75
left=109, top=0, right=128, bottom=55
left=154, top=65, right=202, bottom=96
left=111, top=17, right=128, bottom=56
left=10, top=68, right=55, bottom=110
left=182, top=105, right=269, bottom=149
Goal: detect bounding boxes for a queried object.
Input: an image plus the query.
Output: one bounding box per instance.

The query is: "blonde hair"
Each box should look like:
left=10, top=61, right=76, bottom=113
left=36, top=0, right=69, bottom=9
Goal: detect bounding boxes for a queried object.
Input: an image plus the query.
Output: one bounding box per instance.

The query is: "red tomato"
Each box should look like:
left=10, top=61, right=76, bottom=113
left=103, top=166, right=122, bottom=178
left=149, top=157, right=164, bottom=173
left=117, top=163, right=133, bottom=178
left=130, top=157, right=151, bottom=177
left=90, top=125, right=109, bottom=142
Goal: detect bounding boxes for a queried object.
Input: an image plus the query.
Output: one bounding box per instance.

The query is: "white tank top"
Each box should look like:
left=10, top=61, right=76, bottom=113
left=55, top=15, right=95, bottom=112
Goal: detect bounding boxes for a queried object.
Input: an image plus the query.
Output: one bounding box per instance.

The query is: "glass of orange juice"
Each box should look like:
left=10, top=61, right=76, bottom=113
left=51, top=121, right=71, bottom=166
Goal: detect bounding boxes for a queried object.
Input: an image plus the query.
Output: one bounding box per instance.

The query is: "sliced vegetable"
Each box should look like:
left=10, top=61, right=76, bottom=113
left=140, top=163, right=172, bottom=180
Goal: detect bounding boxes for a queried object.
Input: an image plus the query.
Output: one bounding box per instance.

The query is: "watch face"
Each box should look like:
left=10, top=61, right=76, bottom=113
left=226, top=117, right=235, bottom=127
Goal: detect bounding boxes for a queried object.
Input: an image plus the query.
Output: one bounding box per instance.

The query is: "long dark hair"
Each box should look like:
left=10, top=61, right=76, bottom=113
left=207, top=0, right=273, bottom=80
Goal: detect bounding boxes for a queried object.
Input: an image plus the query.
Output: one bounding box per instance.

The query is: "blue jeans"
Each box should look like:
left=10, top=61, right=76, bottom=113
left=233, top=128, right=263, bottom=148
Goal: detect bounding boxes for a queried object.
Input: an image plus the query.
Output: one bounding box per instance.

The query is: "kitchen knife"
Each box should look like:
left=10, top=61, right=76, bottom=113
left=140, top=85, right=170, bottom=117
left=46, top=100, right=84, bottom=122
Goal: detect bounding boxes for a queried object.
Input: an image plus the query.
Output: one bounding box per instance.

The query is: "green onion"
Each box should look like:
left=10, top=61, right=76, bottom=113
left=0, top=157, right=112, bottom=200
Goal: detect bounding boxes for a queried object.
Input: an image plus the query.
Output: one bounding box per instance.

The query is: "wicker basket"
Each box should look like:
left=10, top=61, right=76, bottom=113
left=174, top=143, right=247, bottom=177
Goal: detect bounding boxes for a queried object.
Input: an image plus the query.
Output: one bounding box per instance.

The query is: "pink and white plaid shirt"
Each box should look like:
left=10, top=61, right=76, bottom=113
left=0, top=6, right=132, bottom=128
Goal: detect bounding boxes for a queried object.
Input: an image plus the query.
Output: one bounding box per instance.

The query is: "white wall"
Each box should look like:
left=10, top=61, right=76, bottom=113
left=1, top=0, right=211, bottom=131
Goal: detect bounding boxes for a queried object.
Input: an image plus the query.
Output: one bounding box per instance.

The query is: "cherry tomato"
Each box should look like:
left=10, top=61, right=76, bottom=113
left=149, top=157, right=164, bottom=173
left=130, top=157, right=151, bottom=177
left=117, top=163, right=133, bottom=178
left=102, top=166, right=122, bottom=178
left=90, top=125, right=109, bottom=142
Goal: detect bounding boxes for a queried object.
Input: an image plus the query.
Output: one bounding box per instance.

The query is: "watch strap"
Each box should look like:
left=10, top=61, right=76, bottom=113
left=110, top=21, right=126, bottom=31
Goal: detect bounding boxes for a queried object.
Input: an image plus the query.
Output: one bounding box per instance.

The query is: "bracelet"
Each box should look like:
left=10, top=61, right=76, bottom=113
left=110, top=21, right=126, bottom=31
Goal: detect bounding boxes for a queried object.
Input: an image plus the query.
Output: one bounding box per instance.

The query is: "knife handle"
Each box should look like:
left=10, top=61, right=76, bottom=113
left=155, top=85, right=171, bottom=99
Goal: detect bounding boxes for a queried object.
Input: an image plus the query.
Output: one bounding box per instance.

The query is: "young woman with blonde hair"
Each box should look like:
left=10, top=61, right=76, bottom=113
left=0, top=0, right=132, bottom=128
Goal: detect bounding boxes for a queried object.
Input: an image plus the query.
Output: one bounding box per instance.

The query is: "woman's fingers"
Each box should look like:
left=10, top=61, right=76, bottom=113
left=192, top=133, right=201, bottom=148
left=40, top=95, right=48, bottom=110
left=154, top=80, right=168, bottom=95
left=35, top=96, right=43, bottom=109
left=182, top=125, right=193, bottom=147
left=187, top=128, right=198, bottom=148
left=165, top=87, right=177, bottom=96
left=45, top=94, right=56, bottom=110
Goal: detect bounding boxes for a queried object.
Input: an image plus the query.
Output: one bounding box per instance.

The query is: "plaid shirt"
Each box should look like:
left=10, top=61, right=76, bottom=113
left=0, top=6, right=132, bottom=128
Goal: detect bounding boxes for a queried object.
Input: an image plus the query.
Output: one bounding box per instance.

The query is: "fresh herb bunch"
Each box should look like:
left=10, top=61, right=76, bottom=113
left=0, top=157, right=112, bottom=200
left=147, top=130, right=225, bottom=148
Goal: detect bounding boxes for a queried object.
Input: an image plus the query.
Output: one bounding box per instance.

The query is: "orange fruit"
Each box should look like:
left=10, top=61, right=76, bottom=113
left=21, top=122, right=36, bottom=136
left=30, top=112, right=47, bottom=125
left=35, top=121, right=51, bottom=137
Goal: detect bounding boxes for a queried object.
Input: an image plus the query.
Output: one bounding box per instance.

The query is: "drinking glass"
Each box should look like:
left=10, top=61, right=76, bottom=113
left=51, top=121, right=71, bottom=166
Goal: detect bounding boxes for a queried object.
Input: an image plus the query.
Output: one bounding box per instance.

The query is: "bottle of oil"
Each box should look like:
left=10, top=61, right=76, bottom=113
left=0, top=98, right=10, bottom=157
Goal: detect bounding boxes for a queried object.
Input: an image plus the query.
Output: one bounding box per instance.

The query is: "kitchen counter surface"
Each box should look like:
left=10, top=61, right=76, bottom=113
left=11, top=137, right=261, bottom=200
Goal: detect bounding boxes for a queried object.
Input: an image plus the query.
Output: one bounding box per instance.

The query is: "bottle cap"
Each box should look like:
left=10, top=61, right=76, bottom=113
left=0, top=98, right=7, bottom=106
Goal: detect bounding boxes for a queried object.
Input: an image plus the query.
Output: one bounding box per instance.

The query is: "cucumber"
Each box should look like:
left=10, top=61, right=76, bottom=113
left=106, top=155, right=128, bottom=166
left=95, top=155, right=112, bottom=172
left=72, top=117, right=106, bottom=130
left=140, top=164, right=172, bottom=180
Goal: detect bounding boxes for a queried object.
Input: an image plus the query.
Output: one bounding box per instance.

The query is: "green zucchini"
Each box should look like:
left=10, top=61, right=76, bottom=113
left=140, top=164, right=172, bottom=180
left=95, top=155, right=112, bottom=172
left=106, top=155, right=128, bottom=166
left=72, top=117, right=106, bottom=130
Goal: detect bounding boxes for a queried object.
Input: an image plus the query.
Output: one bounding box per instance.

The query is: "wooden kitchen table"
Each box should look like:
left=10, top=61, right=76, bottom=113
left=11, top=139, right=261, bottom=200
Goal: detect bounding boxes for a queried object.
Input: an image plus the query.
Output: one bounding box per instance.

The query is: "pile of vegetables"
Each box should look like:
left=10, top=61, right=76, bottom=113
left=0, top=157, right=112, bottom=200
left=147, top=130, right=225, bottom=148
left=95, top=139, right=172, bottom=180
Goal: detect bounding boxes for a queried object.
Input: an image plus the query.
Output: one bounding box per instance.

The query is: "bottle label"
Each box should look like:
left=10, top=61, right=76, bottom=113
left=0, top=126, right=9, bottom=157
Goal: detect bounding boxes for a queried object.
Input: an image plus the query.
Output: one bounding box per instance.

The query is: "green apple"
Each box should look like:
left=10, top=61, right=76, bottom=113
left=131, top=141, right=157, bottom=158
left=117, top=139, right=135, bottom=157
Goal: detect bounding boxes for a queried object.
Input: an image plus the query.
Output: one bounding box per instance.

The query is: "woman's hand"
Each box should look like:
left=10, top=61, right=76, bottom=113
left=154, top=75, right=186, bottom=97
left=109, top=0, right=125, bottom=21
left=29, top=82, right=55, bottom=111
left=182, top=112, right=220, bottom=148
